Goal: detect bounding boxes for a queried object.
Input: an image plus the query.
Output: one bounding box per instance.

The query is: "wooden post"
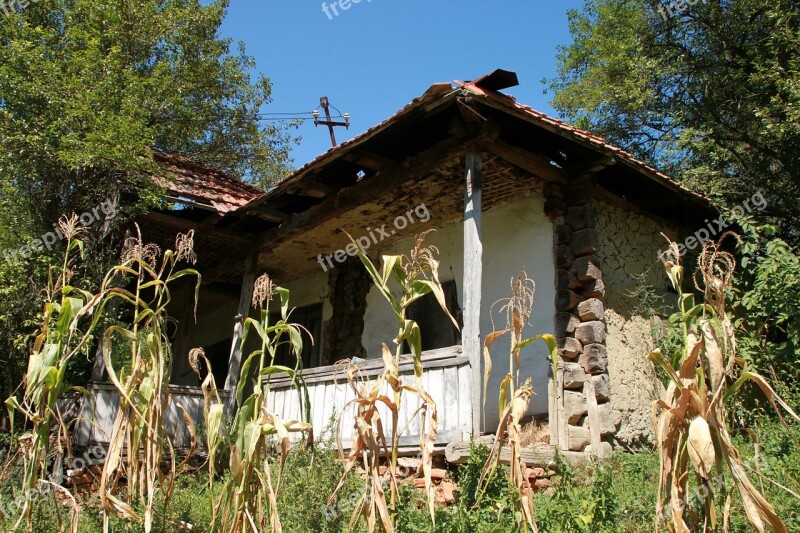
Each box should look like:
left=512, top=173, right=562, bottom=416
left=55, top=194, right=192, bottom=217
left=225, top=253, right=258, bottom=413
left=463, top=146, right=483, bottom=437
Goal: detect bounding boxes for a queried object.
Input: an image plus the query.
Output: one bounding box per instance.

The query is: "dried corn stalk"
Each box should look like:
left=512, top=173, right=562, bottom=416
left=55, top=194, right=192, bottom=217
left=476, top=270, right=556, bottom=533
left=210, top=276, right=313, bottom=533
left=98, top=227, right=201, bottom=533
left=329, top=231, right=456, bottom=531
left=651, top=235, right=800, bottom=533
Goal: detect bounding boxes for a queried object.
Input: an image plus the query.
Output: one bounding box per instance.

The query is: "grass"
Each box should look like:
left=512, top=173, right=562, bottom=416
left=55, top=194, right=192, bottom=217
left=0, top=418, right=797, bottom=532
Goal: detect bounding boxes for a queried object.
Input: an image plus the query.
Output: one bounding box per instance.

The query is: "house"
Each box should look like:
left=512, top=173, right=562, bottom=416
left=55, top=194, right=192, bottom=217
left=75, top=70, right=715, bottom=457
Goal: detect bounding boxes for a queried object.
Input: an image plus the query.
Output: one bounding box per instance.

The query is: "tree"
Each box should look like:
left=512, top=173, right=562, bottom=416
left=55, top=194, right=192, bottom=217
left=548, top=0, right=800, bottom=239
left=0, top=0, right=295, bottom=403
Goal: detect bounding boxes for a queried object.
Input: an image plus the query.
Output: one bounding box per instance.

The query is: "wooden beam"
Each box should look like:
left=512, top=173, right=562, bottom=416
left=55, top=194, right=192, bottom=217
left=224, top=253, right=259, bottom=413
left=343, top=151, right=396, bottom=172
left=250, top=207, right=292, bottom=223
left=143, top=211, right=256, bottom=245
left=255, top=134, right=473, bottom=249
left=286, top=180, right=335, bottom=199
left=567, top=155, right=616, bottom=179
left=483, top=140, right=568, bottom=184
left=463, top=145, right=483, bottom=438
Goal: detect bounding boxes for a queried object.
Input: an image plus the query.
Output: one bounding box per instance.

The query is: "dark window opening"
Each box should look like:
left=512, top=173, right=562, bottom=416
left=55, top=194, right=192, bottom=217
left=406, top=280, right=461, bottom=352
left=271, top=303, right=323, bottom=369
left=200, top=339, right=232, bottom=386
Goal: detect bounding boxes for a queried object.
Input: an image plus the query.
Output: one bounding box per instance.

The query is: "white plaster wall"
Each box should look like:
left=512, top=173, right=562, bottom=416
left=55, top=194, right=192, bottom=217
left=275, top=269, right=333, bottom=323
left=361, top=196, right=556, bottom=429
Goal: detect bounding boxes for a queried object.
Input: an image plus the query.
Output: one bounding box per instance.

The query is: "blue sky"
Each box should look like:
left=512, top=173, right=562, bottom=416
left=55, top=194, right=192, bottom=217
left=218, top=0, right=585, bottom=167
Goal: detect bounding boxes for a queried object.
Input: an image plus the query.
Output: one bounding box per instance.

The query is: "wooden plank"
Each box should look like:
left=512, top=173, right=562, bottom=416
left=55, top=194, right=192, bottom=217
left=224, top=253, right=258, bottom=413
left=463, top=145, right=484, bottom=438
left=483, top=140, right=567, bottom=184
left=267, top=350, right=467, bottom=388
left=442, top=366, right=459, bottom=434
left=445, top=437, right=586, bottom=466
left=457, top=363, right=473, bottom=439
left=557, top=363, right=568, bottom=451
left=584, top=379, right=602, bottom=455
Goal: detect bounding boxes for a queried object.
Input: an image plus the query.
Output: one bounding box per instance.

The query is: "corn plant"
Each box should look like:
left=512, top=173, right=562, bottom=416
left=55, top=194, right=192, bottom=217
left=211, top=273, right=313, bottom=533
left=5, top=215, right=105, bottom=533
left=328, top=231, right=457, bottom=532
left=97, top=228, right=200, bottom=533
left=475, top=270, right=557, bottom=533
left=651, top=236, right=800, bottom=533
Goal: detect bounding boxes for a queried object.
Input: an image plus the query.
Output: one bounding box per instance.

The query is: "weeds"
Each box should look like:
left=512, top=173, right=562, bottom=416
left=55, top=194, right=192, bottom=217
left=208, top=274, right=313, bottom=533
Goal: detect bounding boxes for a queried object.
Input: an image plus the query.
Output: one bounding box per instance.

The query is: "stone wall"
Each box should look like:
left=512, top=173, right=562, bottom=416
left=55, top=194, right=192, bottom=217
left=593, top=199, right=675, bottom=448
left=545, top=182, right=614, bottom=457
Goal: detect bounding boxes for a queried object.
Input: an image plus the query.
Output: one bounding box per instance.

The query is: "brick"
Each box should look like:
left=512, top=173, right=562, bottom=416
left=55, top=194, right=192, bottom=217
left=571, top=256, right=603, bottom=282
left=575, top=321, right=606, bottom=345
left=577, top=298, right=605, bottom=322
left=593, top=374, right=610, bottom=402
left=566, top=206, right=596, bottom=230
left=555, top=312, right=580, bottom=335
left=568, top=425, right=591, bottom=451
left=556, top=245, right=575, bottom=269
left=555, top=225, right=573, bottom=245
left=596, top=402, right=617, bottom=436
left=563, top=363, right=586, bottom=389
left=556, top=289, right=581, bottom=312
left=585, top=441, right=613, bottom=459
left=564, top=391, right=588, bottom=424
left=545, top=198, right=567, bottom=217
left=570, top=228, right=600, bottom=257
left=558, top=337, right=583, bottom=360
left=580, top=344, right=608, bottom=374
left=557, top=269, right=582, bottom=290
left=580, top=279, right=606, bottom=299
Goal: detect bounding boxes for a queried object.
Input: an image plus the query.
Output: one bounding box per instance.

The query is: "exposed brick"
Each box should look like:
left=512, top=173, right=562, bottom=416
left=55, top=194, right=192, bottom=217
left=577, top=298, right=605, bottom=321
left=557, top=269, right=582, bottom=290
left=575, top=321, right=606, bottom=345
left=580, top=279, right=606, bottom=299
left=580, top=344, right=608, bottom=374
left=571, top=255, right=603, bottom=282
left=593, top=374, right=610, bottom=402
left=556, top=245, right=575, bottom=269
left=563, top=363, right=586, bottom=389
left=566, top=206, right=596, bottom=230
left=558, top=337, right=583, bottom=360
left=568, top=425, right=591, bottom=451
left=556, top=289, right=581, bottom=312
left=571, top=228, right=601, bottom=257
left=555, top=312, right=581, bottom=335
left=565, top=391, right=588, bottom=424
left=555, top=225, right=573, bottom=245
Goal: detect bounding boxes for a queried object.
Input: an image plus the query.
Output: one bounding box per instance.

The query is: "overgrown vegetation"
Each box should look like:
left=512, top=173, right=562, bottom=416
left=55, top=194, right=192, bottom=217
left=650, top=235, right=800, bottom=532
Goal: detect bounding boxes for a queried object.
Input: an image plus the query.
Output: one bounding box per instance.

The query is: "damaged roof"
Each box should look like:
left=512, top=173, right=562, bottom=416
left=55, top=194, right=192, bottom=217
left=236, top=69, right=710, bottom=217
left=153, top=151, right=263, bottom=215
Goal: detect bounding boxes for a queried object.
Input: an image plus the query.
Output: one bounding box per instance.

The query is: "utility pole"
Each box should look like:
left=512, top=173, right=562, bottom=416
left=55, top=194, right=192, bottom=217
left=313, top=97, right=350, bottom=148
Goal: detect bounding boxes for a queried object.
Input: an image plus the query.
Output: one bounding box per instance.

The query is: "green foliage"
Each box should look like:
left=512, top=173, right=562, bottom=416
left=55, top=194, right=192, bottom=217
left=0, top=0, right=297, bottom=406
left=549, top=0, right=800, bottom=237
left=534, top=453, right=618, bottom=533
left=732, top=219, right=800, bottom=419
left=276, top=420, right=362, bottom=533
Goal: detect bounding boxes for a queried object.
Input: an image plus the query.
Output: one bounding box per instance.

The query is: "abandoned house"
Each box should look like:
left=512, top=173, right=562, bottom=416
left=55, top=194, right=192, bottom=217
left=75, top=69, right=715, bottom=458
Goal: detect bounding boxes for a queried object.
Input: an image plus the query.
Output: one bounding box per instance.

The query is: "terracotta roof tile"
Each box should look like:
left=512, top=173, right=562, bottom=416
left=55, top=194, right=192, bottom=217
left=152, top=151, right=263, bottom=214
